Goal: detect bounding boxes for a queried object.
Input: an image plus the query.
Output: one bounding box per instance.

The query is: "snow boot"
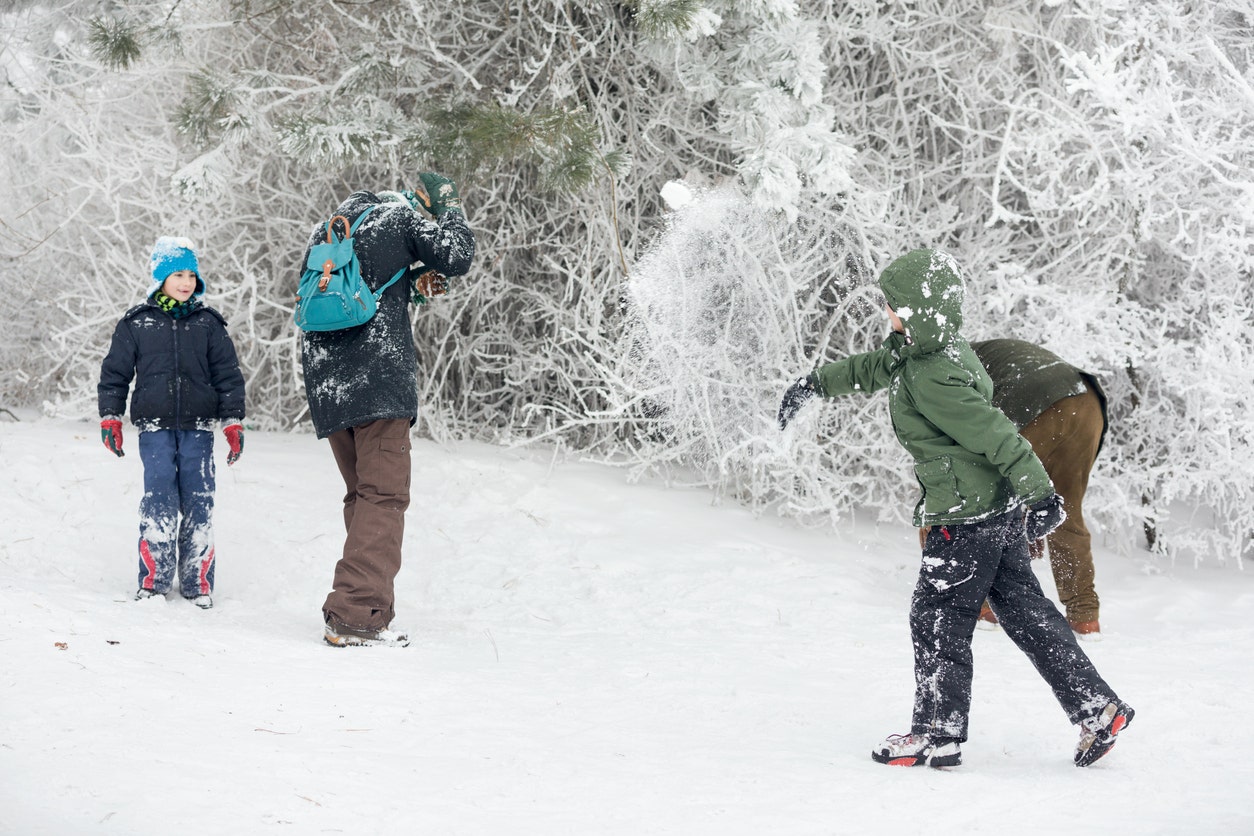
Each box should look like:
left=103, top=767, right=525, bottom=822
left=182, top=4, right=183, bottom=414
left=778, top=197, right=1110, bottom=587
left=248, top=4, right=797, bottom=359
left=1075, top=701, right=1134, bottom=767
left=324, top=621, right=410, bottom=648
left=135, top=589, right=161, bottom=601
left=976, top=601, right=999, bottom=631
left=187, top=595, right=213, bottom=609
left=872, top=733, right=962, bottom=768
left=1069, top=618, right=1101, bottom=642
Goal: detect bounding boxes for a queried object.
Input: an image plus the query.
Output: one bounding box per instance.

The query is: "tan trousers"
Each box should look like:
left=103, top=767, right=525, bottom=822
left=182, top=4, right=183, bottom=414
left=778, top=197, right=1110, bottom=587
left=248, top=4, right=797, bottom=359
left=1021, top=390, right=1104, bottom=623
left=322, top=418, right=412, bottom=631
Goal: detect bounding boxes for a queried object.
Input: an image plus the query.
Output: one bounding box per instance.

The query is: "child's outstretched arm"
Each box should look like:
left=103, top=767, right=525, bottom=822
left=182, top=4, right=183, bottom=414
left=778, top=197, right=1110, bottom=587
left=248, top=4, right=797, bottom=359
left=778, top=345, right=898, bottom=431
left=811, top=347, right=898, bottom=399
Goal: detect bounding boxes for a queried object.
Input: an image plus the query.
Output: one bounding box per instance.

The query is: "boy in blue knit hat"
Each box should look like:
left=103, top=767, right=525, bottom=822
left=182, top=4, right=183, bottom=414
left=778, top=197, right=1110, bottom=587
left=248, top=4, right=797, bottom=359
left=98, top=237, right=247, bottom=608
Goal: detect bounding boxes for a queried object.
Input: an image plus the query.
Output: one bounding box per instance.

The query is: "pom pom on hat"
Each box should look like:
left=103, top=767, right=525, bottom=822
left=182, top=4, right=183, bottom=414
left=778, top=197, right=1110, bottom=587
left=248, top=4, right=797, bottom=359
left=149, top=236, right=205, bottom=298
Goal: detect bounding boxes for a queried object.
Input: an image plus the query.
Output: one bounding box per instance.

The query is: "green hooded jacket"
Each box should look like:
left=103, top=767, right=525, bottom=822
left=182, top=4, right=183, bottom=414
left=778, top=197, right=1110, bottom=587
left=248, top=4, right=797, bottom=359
left=810, top=249, right=1053, bottom=526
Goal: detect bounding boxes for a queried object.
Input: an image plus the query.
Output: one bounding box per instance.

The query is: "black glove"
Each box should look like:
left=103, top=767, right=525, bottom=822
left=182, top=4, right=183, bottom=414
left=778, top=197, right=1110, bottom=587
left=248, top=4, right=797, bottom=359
left=411, top=172, right=462, bottom=217
left=777, top=375, right=817, bottom=430
left=1026, top=493, right=1067, bottom=541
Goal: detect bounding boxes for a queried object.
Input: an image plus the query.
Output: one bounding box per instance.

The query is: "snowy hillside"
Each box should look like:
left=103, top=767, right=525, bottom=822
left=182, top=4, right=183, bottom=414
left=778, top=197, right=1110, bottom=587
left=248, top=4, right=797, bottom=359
left=1, top=415, right=1252, bottom=834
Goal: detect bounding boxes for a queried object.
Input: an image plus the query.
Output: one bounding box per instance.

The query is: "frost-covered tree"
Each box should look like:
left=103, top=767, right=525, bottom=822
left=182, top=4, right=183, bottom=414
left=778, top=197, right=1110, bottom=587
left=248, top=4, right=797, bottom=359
left=2, top=0, right=640, bottom=436
left=2, top=0, right=1251, bottom=563
left=617, top=0, right=1254, bottom=563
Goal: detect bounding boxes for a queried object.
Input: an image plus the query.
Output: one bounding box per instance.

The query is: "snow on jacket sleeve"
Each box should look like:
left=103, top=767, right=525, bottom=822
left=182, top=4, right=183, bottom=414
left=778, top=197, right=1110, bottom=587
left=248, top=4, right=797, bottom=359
left=98, top=316, right=138, bottom=418
left=398, top=206, right=475, bottom=278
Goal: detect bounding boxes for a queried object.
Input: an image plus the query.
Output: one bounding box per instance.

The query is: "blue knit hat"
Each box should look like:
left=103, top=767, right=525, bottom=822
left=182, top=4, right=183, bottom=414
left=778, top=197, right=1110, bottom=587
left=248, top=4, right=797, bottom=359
left=149, top=236, right=205, bottom=298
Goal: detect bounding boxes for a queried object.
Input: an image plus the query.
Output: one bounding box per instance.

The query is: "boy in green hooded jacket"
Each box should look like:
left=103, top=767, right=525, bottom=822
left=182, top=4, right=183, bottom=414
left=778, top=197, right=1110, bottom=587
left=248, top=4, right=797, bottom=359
left=778, top=249, right=1133, bottom=768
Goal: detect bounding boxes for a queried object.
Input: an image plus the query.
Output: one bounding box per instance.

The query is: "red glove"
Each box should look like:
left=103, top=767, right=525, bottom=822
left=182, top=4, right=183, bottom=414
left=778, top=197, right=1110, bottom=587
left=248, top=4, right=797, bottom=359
left=223, top=423, right=244, bottom=465
left=101, top=419, right=124, bottom=457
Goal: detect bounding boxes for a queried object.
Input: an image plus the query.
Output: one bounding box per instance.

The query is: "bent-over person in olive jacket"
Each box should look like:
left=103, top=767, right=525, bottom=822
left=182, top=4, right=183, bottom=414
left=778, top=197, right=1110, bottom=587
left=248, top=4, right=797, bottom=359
left=972, top=338, right=1108, bottom=638
left=776, top=249, right=1132, bottom=769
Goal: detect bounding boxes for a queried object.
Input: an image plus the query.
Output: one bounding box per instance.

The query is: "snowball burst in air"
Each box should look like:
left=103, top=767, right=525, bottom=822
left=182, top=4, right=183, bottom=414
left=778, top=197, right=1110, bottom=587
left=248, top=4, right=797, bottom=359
left=661, top=181, right=695, bottom=210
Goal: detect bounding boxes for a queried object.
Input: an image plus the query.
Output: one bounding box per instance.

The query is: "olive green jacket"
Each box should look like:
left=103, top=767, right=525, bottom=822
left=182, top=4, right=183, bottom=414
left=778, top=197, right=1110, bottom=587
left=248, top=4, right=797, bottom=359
left=972, top=338, right=1109, bottom=456
left=810, top=249, right=1053, bottom=526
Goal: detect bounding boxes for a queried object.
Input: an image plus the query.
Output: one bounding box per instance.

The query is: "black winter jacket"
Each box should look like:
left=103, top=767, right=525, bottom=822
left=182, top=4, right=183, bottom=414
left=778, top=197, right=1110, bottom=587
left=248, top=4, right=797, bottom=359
left=299, top=192, right=476, bottom=438
left=98, top=301, right=246, bottom=431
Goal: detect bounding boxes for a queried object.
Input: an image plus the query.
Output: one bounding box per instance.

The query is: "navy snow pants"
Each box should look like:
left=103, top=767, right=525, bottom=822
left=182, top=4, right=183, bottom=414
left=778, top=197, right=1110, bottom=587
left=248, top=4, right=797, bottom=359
left=137, top=430, right=216, bottom=597
left=911, top=509, right=1119, bottom=741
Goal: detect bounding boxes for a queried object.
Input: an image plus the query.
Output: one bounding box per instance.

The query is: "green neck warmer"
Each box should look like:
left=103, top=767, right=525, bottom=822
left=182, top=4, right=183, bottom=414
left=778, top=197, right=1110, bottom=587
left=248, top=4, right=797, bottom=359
left=153, top=291, right=202, bottom=320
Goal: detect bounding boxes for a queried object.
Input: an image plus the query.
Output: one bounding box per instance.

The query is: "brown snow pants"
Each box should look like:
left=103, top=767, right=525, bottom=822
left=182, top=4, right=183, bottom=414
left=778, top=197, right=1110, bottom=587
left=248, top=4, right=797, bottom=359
left=918, top=388, right=1105, bottom=624
left=1021, top=389, right=1104, bottom=624
left=322, top=418, right=412, bottom=632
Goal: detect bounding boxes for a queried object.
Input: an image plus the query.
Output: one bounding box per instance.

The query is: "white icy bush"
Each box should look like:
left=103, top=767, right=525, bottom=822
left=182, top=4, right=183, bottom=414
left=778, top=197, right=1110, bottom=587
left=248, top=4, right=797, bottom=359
left=1, top=0, right=1250, bottom=564
left=613, top=185, right=912, bottom=525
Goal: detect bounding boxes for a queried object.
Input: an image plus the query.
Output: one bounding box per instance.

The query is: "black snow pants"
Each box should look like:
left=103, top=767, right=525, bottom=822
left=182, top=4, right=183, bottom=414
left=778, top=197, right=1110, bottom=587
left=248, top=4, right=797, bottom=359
left=911, top=509, right=1120, bottom=741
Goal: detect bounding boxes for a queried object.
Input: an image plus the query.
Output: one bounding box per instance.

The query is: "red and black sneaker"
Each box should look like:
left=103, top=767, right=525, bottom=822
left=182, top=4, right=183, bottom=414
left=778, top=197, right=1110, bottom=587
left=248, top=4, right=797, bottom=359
left=1075, top=701, right=1135, bottom=767
left=872, top=733, right=962, bottom=768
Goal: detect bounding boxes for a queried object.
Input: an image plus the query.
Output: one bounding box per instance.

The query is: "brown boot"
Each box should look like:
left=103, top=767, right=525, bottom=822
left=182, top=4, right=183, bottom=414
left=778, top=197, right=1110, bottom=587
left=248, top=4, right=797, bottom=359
left=976, top=601, right=999, bottom=631
left=1068, top=618, right=1101, bottom=641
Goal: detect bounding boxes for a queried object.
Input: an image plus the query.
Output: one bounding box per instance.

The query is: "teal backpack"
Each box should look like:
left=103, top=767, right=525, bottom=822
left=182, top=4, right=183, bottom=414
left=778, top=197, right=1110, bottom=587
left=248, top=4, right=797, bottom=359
left=293, top=205, right=406, bottom=332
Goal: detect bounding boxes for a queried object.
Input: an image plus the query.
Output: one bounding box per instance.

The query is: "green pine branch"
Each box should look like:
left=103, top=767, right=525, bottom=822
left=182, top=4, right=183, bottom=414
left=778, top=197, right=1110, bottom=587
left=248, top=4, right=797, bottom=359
left=86, top=13, right=183, bottom=70
left=423, top=102, right=627, bottom=193
left=173, top=71, right=245, bottom=149
left=621, top=0, right=704, bottom=40
left=86, top=17, right=146, bottom=70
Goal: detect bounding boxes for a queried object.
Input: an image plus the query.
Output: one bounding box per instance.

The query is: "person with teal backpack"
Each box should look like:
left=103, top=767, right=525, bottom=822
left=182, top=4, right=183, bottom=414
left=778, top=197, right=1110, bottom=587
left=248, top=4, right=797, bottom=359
left=298, top=173, right=475, bottom=647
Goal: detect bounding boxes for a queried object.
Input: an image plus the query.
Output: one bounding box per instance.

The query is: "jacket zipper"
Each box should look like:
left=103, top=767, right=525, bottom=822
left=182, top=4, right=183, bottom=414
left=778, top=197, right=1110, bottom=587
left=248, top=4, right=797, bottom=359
left=172, top=315, right=182, bottom=428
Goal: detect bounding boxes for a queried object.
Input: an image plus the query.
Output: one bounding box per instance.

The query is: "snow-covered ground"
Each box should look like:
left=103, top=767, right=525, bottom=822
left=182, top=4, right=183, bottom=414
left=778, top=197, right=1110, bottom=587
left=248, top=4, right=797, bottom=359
left=2, top=415, right=1251, bottom=835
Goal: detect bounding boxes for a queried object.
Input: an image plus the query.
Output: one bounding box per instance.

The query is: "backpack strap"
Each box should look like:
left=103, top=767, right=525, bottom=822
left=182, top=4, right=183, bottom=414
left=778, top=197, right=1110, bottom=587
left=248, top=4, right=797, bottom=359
left=325, top=215, right=350, bottom=243
left=349, top=204, right=407, bottom=300
left=372, top=266, right=408, bottom=301
left=349, top=203, right=379, bottom=234
left=325, top=203, right=381, bottom=243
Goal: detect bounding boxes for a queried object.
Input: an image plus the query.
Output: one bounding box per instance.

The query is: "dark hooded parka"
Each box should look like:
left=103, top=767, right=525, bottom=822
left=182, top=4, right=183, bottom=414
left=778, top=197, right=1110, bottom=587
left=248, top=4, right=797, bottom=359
left=298, top=191, right=475, bottom=438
